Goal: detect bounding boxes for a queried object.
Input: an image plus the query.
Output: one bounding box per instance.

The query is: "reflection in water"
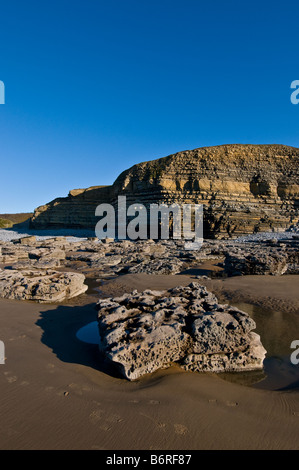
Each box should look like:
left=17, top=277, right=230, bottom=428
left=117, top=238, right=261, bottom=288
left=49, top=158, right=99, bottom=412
left=233, top=303, right=297, bottom=358
left=76, top=321, right=100, bottom=344
left=76, top=302, right=299, bottom=391
left=219, top=302, right=299, bottom=391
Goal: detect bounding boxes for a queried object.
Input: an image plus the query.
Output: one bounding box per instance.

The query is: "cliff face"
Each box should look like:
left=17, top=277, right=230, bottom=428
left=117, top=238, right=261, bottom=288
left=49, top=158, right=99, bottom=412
left=30, top=144, right=299, bottom=238
left=30, top=185, right=112, bottom=230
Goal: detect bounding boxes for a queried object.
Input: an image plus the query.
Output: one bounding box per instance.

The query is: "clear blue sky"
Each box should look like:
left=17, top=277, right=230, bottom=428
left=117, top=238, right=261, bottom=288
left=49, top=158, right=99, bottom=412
left=0, top=0, right=298, bottom=213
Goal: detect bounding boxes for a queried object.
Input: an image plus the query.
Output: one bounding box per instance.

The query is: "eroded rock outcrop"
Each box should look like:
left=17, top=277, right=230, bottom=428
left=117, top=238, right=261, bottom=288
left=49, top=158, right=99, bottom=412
left=1, top=233, right=298, bottom=284
left=0, top=268, right=88, bottom=302
left=96, top=282, right=266, bottom=380
left=30, top=144, right=299, bottom=238
left=223, top=238, right=299, bottom=276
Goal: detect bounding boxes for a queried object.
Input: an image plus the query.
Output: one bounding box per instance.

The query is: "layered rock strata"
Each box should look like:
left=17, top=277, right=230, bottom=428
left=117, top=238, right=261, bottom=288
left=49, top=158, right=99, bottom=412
left=96, top=282, right=266, bottom=380
left=30, top=144, right=299, bottom=238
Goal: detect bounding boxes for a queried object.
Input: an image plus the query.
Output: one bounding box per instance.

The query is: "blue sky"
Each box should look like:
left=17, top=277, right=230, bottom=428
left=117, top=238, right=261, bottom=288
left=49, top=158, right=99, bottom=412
left=0, top=0, right=298, bottom=213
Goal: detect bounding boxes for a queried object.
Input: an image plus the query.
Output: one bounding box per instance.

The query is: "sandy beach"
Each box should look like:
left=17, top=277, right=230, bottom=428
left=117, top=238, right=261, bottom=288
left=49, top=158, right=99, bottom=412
left=1, top=0, right=299, bottom=455
left=0, top=272, right=299, bottom=450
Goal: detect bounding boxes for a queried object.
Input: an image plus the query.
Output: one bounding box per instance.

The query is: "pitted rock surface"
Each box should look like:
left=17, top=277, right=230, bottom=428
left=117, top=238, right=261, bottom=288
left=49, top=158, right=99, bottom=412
left=96, top=282, right=266, bottom=379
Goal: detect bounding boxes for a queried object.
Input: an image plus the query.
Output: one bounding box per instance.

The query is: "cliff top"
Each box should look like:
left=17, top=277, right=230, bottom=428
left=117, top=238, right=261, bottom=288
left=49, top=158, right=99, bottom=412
left=113, top=143, right=299, bottom=186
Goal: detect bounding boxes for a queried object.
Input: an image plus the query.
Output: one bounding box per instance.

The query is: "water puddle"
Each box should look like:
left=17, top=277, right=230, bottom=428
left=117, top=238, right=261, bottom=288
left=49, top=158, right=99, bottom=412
left=75, top=299, right=299, bottom=391
left=219, top=302, right=299, bottom=391
left=76, top=321, right=101, bottom=344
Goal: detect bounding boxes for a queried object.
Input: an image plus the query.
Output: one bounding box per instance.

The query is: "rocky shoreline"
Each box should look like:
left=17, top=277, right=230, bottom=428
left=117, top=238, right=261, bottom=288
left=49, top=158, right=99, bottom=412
left=0, top=227, right=298, bottom=379
left=0, top=227, right=298, bottom=302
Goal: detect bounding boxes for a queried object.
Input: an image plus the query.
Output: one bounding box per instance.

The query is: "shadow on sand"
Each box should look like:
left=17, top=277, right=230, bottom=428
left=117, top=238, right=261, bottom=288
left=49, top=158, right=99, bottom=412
left=33, top=300, right=299, bottom=391
left=36, top=302, right=123, bottom=379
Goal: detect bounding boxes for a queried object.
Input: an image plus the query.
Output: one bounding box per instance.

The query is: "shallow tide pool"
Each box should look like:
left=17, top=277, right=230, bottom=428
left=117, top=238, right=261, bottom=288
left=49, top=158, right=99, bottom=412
left=76, top=321, right=100, bottom=344
left=75, top=302, right=299, bottom=391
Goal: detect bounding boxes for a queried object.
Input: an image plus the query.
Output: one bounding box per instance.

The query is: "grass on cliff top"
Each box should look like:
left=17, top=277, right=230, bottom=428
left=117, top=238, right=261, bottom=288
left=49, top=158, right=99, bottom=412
left=0, top=217, right=13, bottom=228
left=0, top=213, right=33, bottom=228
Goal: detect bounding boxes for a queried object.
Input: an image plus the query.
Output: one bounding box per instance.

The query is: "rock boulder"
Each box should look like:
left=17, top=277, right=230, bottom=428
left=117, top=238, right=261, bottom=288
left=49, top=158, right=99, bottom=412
left=96, top=282, right=266, bottom=379
left=0, top=268, right=88, bottom=302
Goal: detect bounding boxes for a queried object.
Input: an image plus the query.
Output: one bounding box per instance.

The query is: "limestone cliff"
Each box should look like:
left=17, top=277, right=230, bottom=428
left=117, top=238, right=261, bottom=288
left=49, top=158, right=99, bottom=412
left=30, top=144, right=299, bottom=238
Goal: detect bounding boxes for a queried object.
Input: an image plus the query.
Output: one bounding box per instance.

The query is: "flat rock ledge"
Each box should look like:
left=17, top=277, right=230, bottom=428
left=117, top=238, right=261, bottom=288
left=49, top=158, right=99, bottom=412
left=0, top=268, right=88, bottom=302
left=96, top=282, right=266, bottom=380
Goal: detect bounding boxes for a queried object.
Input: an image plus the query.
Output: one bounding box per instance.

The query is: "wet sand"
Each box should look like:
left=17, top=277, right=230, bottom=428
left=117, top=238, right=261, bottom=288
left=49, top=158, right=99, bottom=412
left=0, top=273, right=299, bottom=450
left=200, top=274, right=299, bottom=315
